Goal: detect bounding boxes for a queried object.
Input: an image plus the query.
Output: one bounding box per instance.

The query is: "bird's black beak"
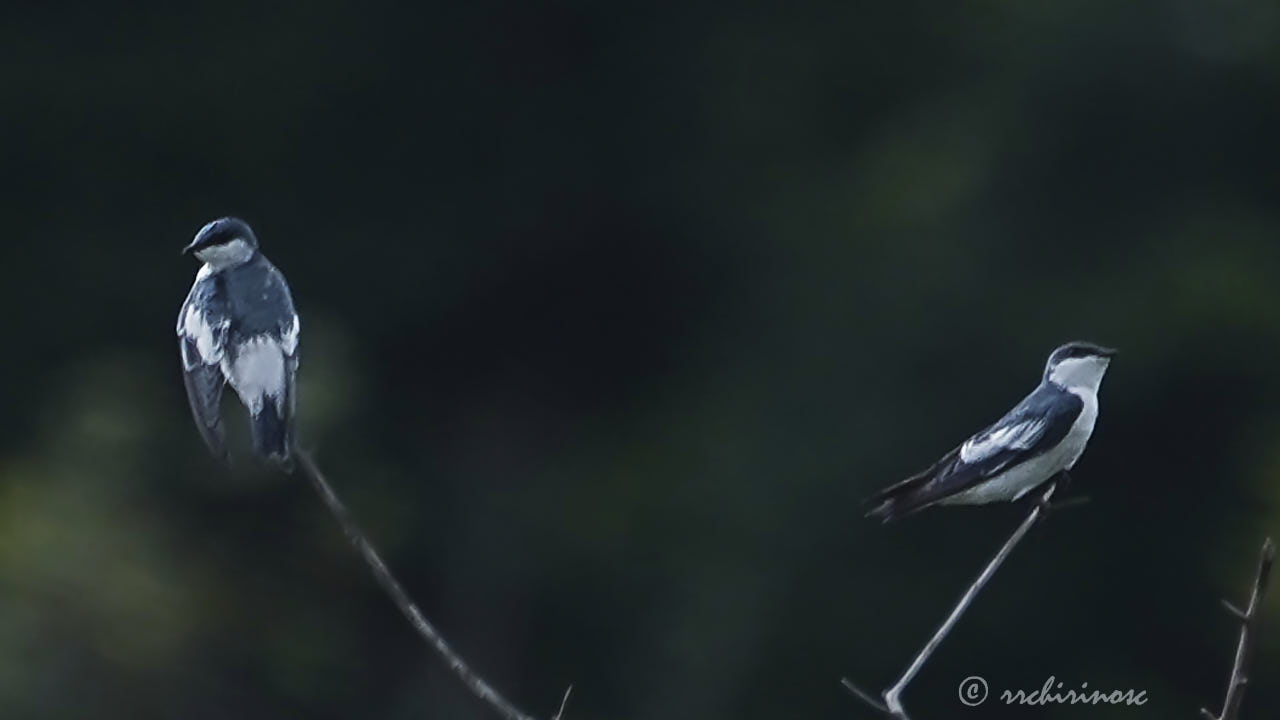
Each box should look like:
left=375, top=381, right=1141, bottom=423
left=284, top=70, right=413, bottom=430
left=181, top=240, right=199, bottom=256
left=1098, top=346, right=1119, bottom=358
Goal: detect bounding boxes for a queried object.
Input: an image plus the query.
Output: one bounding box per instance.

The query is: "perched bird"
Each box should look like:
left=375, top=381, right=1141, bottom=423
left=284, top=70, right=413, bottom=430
left=866, top=341, right=1116, bottom=522
left=177, top=217, right=300, bottom=467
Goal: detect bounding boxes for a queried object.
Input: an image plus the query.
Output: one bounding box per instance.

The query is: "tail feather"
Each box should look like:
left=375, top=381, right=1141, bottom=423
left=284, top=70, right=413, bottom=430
left=864, top=487, right=922, bottom=523
left=864, top=469, right=937, bottom=523
left=865, top=446, right=966, bottom=523
left=251, top=401, right=294, bottom=470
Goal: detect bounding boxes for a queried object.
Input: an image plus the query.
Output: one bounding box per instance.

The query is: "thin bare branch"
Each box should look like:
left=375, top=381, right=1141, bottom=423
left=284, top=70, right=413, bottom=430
left=295, top=449, right=539, bottom=720
left=551, top=685, right=573, bottom=720
left=842, top=483, right=1059, bottom=718
left=1201, top=537, right=1275, bottom=720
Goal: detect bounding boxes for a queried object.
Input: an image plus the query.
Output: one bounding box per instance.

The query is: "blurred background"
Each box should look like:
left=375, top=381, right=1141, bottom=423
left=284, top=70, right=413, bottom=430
left=3, top=1, right=1280, bottom=718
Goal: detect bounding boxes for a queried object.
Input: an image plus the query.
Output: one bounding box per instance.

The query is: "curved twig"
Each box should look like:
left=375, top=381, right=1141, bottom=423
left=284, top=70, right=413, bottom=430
left=294, top=449, right=539, bottom=720
left=1201, top=537, right=1275, bottom=720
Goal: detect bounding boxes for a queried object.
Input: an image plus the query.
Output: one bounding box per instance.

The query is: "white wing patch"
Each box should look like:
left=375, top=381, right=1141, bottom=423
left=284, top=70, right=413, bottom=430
left=959, top=419, right=1045, bottom=463
left=180, top=303, right=228, bottom=368
left=280, top=314, right=300, bottom=356
left=223, top=335, right=288, bottom=414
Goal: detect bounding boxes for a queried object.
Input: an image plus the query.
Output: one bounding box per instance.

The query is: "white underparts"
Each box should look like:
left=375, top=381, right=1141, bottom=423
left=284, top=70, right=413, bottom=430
left=1049, top=356, right=1110, bottom=392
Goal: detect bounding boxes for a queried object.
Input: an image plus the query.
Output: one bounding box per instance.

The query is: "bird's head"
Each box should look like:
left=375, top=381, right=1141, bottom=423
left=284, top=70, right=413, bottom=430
left=1044, top=341, right=1117, bottom=391
left=183, top=217, right=259, bottom=268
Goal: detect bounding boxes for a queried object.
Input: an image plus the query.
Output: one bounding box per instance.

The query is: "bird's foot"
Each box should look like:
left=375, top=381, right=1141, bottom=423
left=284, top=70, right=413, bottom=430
left=1037, top=493, right=1091, bottom=517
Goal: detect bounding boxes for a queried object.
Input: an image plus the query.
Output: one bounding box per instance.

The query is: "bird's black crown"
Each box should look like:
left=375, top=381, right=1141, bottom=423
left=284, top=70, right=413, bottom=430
left=183, top=217, right=259, bottom=254
left=1047, top=341, right=1118, bottom=367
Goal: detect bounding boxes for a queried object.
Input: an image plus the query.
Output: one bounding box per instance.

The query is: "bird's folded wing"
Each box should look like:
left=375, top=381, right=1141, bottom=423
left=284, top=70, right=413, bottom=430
left=180, top=347, right=228, bottom=461
left=177, top=290, right=230, bottom=461
left=867, top=386, right=1083, bottom=515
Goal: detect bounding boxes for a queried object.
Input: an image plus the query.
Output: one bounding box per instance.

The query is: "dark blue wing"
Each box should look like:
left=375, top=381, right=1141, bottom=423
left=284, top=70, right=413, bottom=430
left=866, top=384, right=1083, bottom=520
left=177, top=274, right=230, bottom=461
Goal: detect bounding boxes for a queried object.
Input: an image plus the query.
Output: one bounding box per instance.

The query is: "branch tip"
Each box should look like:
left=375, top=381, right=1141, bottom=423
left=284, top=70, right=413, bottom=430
left=1220, top=600, right=1248, bottom=623
left=840, top=679, right=893, bottom=717
left=551, top=685, right=573, bottom=720
left=1202, top=537, right=1275, bottom=720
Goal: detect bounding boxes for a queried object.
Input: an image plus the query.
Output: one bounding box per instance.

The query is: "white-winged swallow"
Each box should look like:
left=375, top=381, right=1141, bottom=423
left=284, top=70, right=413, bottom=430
left=177, top=217, right=300, bottom=468
left=866, top=341, right=1116, bottom=522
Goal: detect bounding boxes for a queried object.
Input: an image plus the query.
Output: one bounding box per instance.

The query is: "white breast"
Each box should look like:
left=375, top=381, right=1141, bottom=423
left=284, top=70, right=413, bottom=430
left=1059, top=386, right=1099, bottom=469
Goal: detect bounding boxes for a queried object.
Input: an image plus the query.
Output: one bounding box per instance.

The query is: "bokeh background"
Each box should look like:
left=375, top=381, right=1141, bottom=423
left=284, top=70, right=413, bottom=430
left=3, top=1, right=1280, bottom=718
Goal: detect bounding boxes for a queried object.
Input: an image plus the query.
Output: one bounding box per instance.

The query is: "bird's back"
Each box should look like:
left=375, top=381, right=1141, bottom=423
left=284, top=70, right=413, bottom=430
left=221, top=255, right=296, bottom=341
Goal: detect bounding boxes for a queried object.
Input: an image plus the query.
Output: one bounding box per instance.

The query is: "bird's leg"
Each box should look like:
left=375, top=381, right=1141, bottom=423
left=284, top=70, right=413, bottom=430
left=1036, top=471, right=1090, bottom=515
